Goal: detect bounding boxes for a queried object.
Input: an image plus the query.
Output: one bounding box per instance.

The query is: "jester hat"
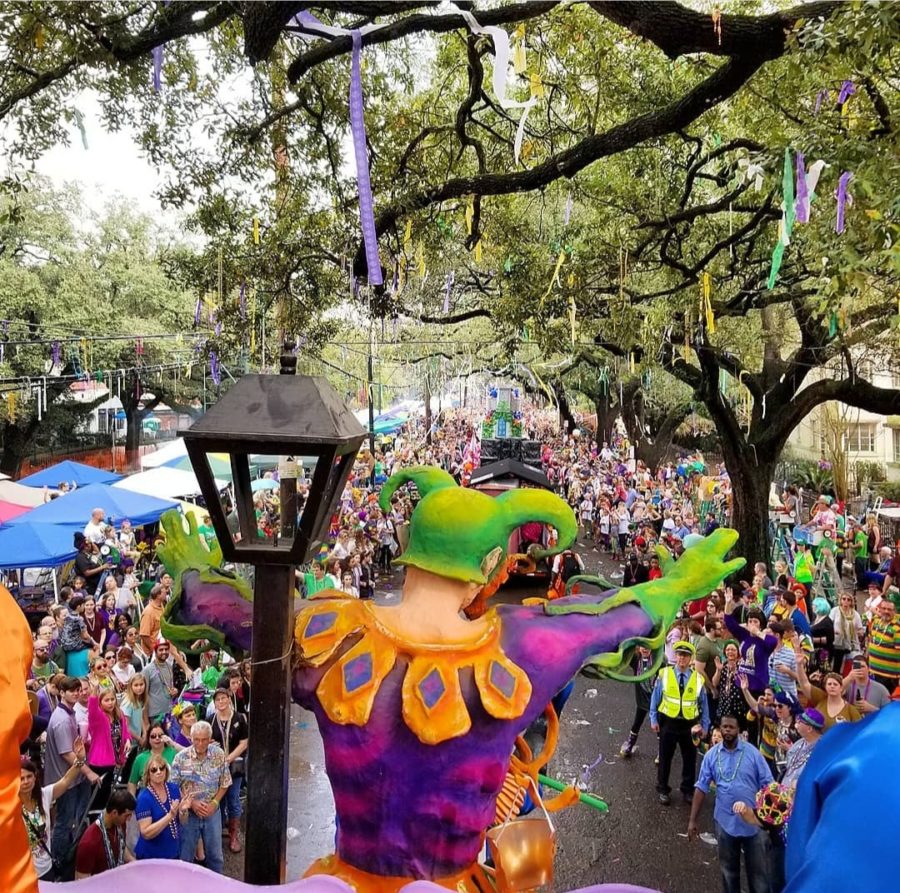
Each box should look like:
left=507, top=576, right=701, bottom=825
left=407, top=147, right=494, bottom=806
left=379, top=465, right=576, bottom=584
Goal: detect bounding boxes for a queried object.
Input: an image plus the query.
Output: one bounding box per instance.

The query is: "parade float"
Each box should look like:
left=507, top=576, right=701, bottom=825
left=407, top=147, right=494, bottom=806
left=3, top=466, right=896, bottom=893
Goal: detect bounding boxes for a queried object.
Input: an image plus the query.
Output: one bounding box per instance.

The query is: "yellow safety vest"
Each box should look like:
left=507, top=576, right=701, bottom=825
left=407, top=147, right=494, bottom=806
left=658, top=667, right=700, bottom=720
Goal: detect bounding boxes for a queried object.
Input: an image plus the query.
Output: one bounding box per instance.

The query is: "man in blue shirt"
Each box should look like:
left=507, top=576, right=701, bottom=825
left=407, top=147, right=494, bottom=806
left=688, top=715, right=773, bottom=893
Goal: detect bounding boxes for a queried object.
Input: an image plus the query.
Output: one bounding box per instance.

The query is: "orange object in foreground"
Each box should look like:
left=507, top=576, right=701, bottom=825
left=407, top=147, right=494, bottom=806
left=0, top=583, right=39, bottom=893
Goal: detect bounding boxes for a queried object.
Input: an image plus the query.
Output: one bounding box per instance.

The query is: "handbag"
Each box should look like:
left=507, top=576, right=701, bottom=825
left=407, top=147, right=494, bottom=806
left=230, top=755, right=246, bottom=776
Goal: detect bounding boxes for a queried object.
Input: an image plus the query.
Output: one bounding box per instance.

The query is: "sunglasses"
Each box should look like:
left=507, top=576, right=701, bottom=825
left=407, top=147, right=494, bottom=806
left=148, top=765, right=167, bottom=774
left=149, top=733, right=164, bottom=739
left=94, top=664, right=107, bottom=671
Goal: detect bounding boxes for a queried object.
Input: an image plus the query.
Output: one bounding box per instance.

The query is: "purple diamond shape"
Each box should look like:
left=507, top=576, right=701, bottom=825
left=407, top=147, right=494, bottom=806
left=343, top=652, right=373, bottom=694
left=489, top=661, right=517, bottom=699
left=418, top=667, right=446, bottom=710
left=305, top=611, right=337, bottom=639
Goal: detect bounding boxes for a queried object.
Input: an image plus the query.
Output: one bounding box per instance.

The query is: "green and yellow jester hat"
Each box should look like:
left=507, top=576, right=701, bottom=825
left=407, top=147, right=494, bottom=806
left=379, top=465, right=577, bottom=585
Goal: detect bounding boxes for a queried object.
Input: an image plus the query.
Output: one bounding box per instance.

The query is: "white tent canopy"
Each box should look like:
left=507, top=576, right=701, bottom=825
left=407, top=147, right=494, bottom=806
left=114, top=467, right=226, bottom=500
left=141, top=437, right=188, bottom=469
left=0, top=479, right=52, bottom=507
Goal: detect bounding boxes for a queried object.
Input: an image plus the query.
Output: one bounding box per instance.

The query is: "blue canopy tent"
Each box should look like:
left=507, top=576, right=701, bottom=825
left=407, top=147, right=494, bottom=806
left=18, top=460, right=122, bottom=488
left=0, top=522, right=78, bottom=569
left=7, top=483, right=177, bottom=529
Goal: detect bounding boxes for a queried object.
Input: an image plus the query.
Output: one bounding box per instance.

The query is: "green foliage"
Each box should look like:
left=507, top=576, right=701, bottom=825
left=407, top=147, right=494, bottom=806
left=856, top=460, right=887, bottom=485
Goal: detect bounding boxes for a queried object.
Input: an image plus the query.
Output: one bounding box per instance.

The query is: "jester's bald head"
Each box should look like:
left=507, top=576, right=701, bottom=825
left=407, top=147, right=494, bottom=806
left=379, top=466, right=577, bottom=585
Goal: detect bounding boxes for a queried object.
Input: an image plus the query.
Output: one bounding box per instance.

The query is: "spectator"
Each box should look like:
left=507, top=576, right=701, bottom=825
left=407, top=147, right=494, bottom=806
left=144, top=641, right=190, bottom=723
left=805, top=671, right=862, bottom=730
left=29, top=640, right=59, bottom=686
left=694, top=616, right=724, bottom=696
left=19, top=739, right=87, bottom=881
left=74, top=789, right=135, bottom=877
left=170, top=720, right=231, bottom=874
left=59, top=596, right=94, bottom=677
left=781, top=708, right=824, bottom=788
left=83, top=508, right=107, bottom=546
left=139, top=585, right=167, bottom=652
left=619, top=645, right=656, bottom=758
left=111, top=646, right=136, bottom=689
left=712, top=641, right=746, bottom=729
left=724, top=606, right=779, bottom=700
left=134, top=756, right=187, bottom=861
left=45, top=676, right=101, bottom=880
left=210, top=686, right=249, bottom=853
left=767, top=620, right=800, bottom=700
left=86, top=679, right=132, bottom=812
left=842, top=656, right=892, bottom=715
left=867, top=596, right=900, bottom=692
left=120, top=673, right=149, bottom=749
left=829, top=592, right=864, bottom=673
left=688, top=715, right=773, bottom=893
left=73, top=532, right=112, bottom=596
left=881, top=537, right=900, bottom=594
left=128, top=722, right=177, bottom=796
left=809, top=597, right=835, bottom=672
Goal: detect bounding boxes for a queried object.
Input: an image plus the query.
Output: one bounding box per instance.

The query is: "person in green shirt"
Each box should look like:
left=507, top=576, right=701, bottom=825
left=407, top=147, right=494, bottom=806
left=794, top=542, right=816, bottom=590
left=128, top=722, right=177, bottom=796
left=197, top=515, right=218, bottom=550
left=851, top=519, right=869, bottom=591
left=298, top=561, right=339, bottom=598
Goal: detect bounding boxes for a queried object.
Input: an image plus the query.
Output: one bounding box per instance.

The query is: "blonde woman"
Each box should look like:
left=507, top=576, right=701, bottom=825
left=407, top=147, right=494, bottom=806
left=134, top=756, right=190, bottom=861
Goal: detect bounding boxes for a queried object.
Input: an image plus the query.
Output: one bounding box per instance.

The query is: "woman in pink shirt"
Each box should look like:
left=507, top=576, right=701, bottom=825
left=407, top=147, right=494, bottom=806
left=86, top=682, right=131, bottom=813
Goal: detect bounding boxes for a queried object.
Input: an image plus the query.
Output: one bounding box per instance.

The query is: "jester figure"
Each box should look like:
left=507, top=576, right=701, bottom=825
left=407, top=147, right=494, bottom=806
left=149, top=465, right=742, bottom=891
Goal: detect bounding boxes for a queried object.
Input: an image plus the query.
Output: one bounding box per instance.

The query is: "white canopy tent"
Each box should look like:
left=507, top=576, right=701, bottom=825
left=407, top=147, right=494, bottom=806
left=0, top=479, right=53, bottom=507
left=140, top=437, right=188, bottom=469
left=114, top=466, right=226, bottom=500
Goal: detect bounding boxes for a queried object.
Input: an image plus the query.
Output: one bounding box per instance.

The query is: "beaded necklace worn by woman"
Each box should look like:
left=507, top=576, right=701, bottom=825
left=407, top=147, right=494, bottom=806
left=148, top=783, right=178, bottom=840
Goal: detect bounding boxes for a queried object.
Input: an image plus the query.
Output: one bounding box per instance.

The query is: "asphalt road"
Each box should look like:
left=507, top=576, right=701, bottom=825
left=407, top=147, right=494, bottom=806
left=226, top=545, right=724, bottom=891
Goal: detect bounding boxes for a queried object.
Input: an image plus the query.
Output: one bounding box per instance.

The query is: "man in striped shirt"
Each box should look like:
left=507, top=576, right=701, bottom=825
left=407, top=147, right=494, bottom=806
left=867, top=598, right=900, bottom=693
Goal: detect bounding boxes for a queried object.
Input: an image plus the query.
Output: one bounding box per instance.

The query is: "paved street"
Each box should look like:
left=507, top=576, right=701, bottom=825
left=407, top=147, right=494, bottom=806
left=226, top=545, right=723, bottom=891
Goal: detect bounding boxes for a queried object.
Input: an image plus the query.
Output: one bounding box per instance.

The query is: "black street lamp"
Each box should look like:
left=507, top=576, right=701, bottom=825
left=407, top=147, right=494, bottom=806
left=180, top=372, right=365, bottom=884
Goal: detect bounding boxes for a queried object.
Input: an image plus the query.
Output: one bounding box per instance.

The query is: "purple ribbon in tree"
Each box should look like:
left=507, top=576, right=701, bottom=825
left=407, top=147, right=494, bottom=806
left=193, top=296, right=202, bottom=326
left=239, top=280, right=247, bottom=320
left=835, top=171, right=852, bottom=234
left=209, top=351, right=220, bottom=386
left=152, top=1, right=171, bottom=93
left=794, top=151, right=809, bottom=224
left=0, top=319, right=7, bottom=363
left=443, top=271, right=454, bottom=313
left=814, top=88, right=829, bottom=114
left=837, top=79, right=855, bottom=105
left=349, top=30, right=383, bottom=286
left=51, top=339, right=61, bottom=367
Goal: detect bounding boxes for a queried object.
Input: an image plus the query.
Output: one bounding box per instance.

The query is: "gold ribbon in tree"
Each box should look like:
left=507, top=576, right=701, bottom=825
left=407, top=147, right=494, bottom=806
left=540, top=249, right=567, bottom=305
left=568, top=295, right=577, bottom=346
left=252, top=217, right=260, bottom=245
left=404, top=219, right=412, bottom=253
left=474, top=239, right=483, bottom=263
left=416, top=242, right=426, bottom=278
left=702, top=273, right=716, bottom=334
left=529, top=73, right=544, bottom=99
left=465, top=197, right=474, bottom=236
left=513, top=25, right=527, bottom=73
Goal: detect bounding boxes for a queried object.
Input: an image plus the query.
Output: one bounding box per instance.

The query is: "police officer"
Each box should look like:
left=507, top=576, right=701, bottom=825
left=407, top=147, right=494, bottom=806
left=649, top=640, right=710, bottom=805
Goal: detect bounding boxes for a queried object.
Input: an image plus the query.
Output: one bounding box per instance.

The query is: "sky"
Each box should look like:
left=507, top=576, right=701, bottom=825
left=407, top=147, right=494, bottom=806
left=32, top=91, right=167, bottom=218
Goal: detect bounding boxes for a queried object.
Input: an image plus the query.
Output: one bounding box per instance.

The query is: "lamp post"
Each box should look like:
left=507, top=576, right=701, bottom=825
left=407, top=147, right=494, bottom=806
left=180, top=372, right=365, bottom=884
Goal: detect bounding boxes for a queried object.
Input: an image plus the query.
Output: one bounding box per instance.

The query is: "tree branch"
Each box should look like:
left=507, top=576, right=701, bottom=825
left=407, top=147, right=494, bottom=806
left=285, top=2, right=559, bottom=82
left=356, top=54, right=767, bottom=278
left=588, top=0, right=842, bottom=61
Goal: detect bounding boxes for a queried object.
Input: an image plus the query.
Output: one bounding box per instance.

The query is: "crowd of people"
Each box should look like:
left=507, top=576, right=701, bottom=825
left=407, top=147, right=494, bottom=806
left=12, top=407, right=900, bottom=892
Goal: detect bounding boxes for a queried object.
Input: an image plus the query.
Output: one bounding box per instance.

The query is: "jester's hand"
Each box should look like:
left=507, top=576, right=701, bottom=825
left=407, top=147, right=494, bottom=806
left=157, top=509, right=253, bottom=655
left=157, top=510, right=223, bottom=577
left=632, top=529, right=745, bottom=629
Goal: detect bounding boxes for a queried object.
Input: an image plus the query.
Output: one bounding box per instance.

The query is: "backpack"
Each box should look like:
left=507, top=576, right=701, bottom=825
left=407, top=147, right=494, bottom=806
left=561, top=552, right=581, bottom=582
